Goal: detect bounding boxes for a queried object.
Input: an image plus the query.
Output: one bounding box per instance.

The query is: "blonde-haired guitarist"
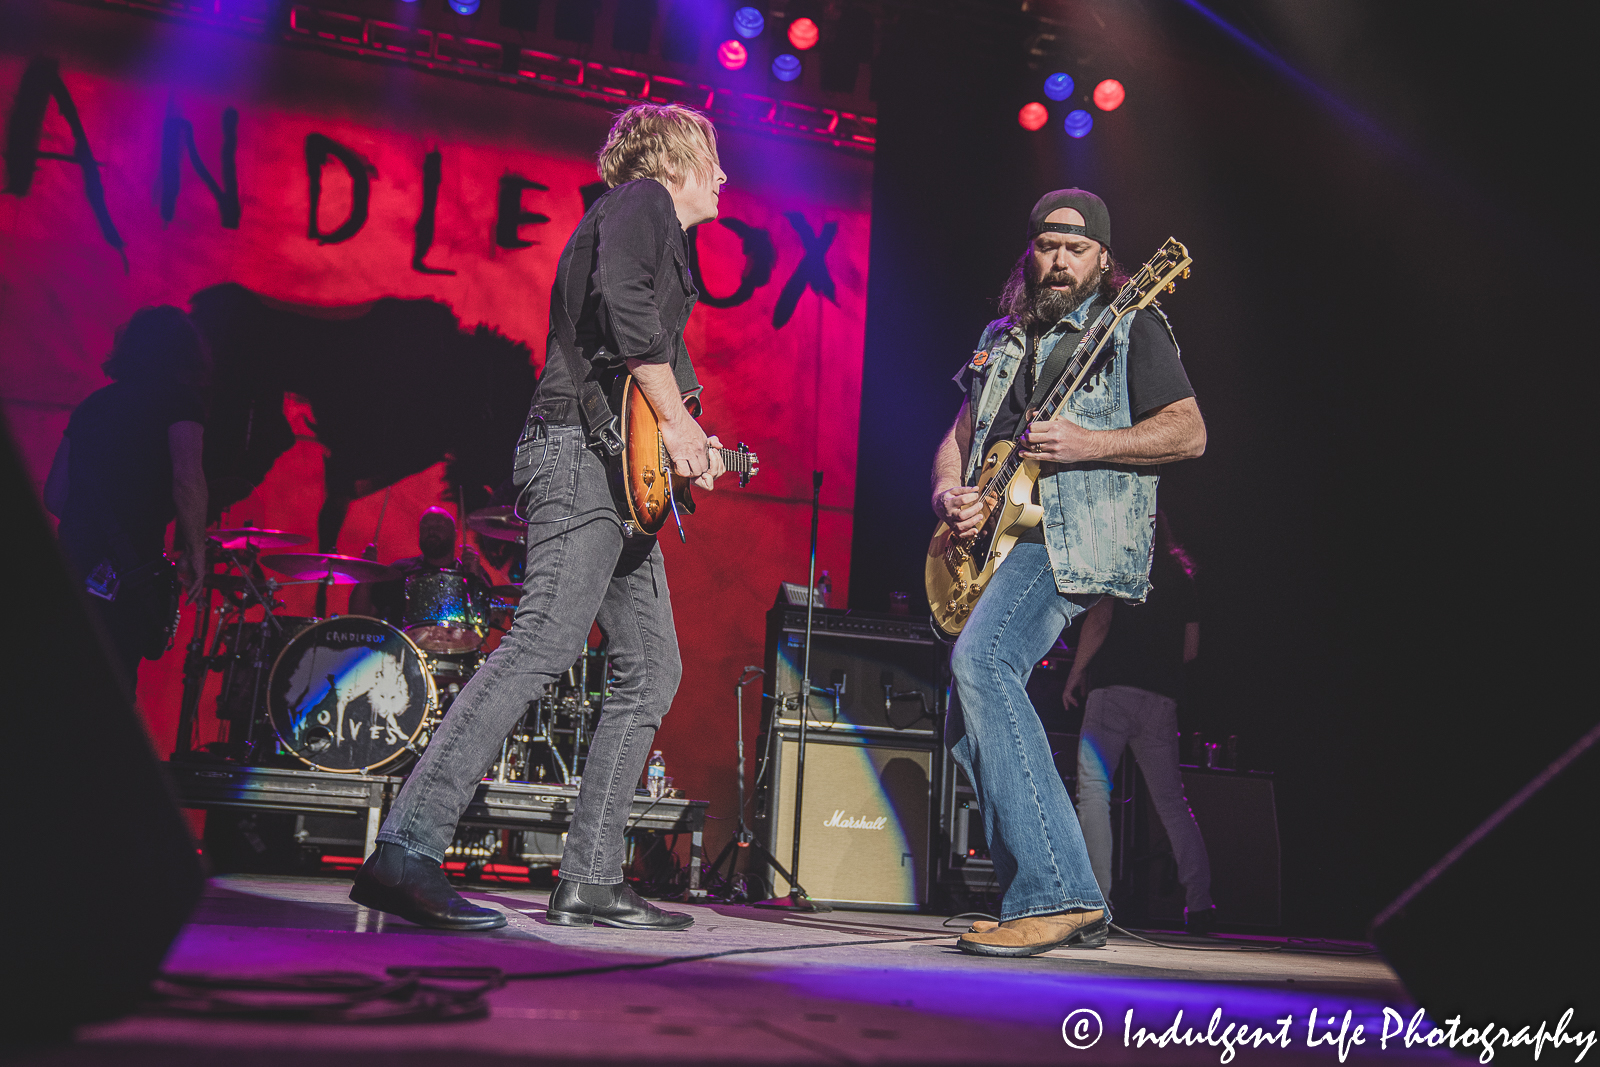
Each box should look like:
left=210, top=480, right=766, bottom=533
left=353, top=104, right=730, bottom=933
left=931, top=189, right=1206, bottom=959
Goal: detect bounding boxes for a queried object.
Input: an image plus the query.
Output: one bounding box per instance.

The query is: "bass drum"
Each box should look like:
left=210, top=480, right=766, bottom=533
left=267, top=616, right=438, bottom=774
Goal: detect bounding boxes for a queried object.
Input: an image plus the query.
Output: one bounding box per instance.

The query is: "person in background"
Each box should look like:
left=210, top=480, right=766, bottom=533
left=349, top=506, right=486, bottom=624
left=44, top=305, right=209, bottom=690
left=1066, top=511, right=1215, bottom=932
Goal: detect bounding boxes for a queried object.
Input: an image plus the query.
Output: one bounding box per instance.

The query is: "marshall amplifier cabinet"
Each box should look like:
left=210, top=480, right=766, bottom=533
left=759, top=730, right=936, bottom=909
left=757, top=607, right=947, bottom=908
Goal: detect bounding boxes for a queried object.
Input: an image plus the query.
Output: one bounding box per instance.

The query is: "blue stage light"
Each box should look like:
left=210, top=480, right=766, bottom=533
left=1064, top=109, right=1093, bottom=138
left=447, top=0, right=479, bottom=12
left=734, top=6, right=765, bottom=38
left=1044, top=73, right=1075, bottom=101
left=772, top=53, right=801, bottom=82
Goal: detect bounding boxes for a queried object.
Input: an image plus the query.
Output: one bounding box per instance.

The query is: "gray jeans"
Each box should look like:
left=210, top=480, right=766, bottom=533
left=375, top=424, right=681, bottom=884
left=1076, top=685, right=1213, bottom=911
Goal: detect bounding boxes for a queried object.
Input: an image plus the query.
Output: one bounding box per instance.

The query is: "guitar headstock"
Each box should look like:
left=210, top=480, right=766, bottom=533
left=736, top=442, right=758, bottom=488
left=1117, top=237, right=1193, bottom=313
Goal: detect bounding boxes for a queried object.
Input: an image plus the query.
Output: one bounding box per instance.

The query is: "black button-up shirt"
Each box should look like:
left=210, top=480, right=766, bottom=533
left=537, top=179, right=701, bottom=417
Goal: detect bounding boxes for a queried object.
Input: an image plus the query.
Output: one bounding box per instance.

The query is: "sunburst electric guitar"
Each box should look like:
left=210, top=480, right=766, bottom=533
left=616, top=375, right=759, bottom=538
left=925, top=237, right=1193, bottom=637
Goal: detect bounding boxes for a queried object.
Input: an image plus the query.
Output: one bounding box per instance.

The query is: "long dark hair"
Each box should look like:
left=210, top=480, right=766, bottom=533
left=102, top=305, right=210, bottom=387
left=995, top=245, right=1129, bottom=329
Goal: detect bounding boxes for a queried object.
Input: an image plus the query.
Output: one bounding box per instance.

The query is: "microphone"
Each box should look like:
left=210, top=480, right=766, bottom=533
left=829, top=668, right=847, bottom=696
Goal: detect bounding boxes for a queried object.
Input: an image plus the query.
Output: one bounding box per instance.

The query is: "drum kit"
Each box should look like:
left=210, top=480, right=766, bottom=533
left=179, top=512, right=606, bottom=782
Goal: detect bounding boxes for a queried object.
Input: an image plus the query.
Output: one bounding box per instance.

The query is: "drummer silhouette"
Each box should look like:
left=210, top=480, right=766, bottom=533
left=349, top=507, right=485, bottom=625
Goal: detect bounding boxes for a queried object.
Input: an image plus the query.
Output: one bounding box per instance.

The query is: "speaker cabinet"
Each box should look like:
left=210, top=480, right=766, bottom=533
left=1373, top=726, right=1599, bottom=1026
left=1121, top=767, right=1281, bottom=927
left=760, top=731, right=934, bottom=909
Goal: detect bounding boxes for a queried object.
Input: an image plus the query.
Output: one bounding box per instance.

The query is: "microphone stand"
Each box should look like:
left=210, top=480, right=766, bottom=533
left=755, top=470, right=831, bottom=912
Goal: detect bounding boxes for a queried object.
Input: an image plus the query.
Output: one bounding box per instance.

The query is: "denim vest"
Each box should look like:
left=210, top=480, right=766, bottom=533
left=956, top=296, right=1173, bottom=602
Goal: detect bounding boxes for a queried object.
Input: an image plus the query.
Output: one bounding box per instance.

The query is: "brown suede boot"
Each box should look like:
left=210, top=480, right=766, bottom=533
left=967, top=919, right=999, bottom=933
left=958, top=909, right=1107, bottom=957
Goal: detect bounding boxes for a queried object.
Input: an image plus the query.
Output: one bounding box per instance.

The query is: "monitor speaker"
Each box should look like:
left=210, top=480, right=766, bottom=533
left=1, top=417, right=204, bottom=1041
left=761, top=731, right=934, bottom=909
left=1372, top=724, right=1599, bottom=1028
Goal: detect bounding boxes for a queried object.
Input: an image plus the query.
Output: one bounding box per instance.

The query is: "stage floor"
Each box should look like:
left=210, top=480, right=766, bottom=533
left=22, top=876, right=1449, bottom=1066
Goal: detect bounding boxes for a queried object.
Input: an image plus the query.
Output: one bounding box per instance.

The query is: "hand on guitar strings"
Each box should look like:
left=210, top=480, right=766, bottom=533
left=1020, top=417, right=1101, bottom=465
left=935, top=486, right=987, bottom=542
left=659, top=409, right=713, bottom=480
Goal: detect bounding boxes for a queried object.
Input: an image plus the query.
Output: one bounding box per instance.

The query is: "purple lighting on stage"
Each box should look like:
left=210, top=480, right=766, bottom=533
left=1044, top=73, right=1074, bottom=101
left=772, top=53, right=801, bottom=82
left=733, top=6, right=764, bottom=38
left=447, top=0, right=479, bottom=13
left=1064, top=109, right=1093, bottom=138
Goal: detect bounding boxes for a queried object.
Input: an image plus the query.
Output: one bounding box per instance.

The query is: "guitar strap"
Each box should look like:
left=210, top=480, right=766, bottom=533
left=1024, top=295, right=1106, bottom=414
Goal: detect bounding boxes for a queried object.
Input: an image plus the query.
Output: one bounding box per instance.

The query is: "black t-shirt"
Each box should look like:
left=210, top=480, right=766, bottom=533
left=59, top=379, right=205, bottom=566
left=1087, top=555, right=1198, bottom=699
left=983, top=308, right=1194, bottom=544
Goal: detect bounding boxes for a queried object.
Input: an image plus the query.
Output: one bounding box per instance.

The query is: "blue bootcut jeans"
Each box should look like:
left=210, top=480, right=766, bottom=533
left=376, top=424, right=681, bottom=885
left=948, top=542, right=1110, bottom=923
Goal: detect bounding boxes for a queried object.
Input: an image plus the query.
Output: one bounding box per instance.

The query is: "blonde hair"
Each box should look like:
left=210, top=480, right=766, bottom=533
left=597, top=103, right=719, bottom=189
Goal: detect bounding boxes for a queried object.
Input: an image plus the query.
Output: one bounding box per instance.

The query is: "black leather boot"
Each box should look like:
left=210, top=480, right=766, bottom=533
left=349, top=842, right=507, bottom=931
left=546, top=878, right=694, bottom=930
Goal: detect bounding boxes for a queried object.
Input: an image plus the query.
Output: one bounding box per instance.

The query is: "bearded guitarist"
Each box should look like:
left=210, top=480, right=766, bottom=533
left=353, top=103, right=729, bottom=933
left=932, top=189, right=1206, bottom=959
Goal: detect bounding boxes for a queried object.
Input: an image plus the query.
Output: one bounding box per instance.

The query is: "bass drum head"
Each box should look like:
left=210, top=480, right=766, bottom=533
left=267, top=616, right=437, bottom=774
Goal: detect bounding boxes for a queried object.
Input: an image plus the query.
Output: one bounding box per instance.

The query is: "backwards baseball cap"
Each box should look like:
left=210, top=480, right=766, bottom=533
left=1027, top=188, right=1111, bottom=247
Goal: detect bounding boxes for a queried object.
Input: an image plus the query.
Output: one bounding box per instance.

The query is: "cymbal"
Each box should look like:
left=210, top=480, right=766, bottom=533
left=213, top=528, right=310, bottom=551
left=488, top=585, right=525, bottom=600
left=466, top=506, right=527, bottom=543
left=260, top=552, right=398, bottom=584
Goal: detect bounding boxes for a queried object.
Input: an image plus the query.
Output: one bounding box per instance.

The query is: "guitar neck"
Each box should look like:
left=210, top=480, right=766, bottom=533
left=715, top=447, right=753, bottom=475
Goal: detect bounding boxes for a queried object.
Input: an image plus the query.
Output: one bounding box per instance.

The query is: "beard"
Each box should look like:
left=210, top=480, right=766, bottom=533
left=419, top=533, right=454, bottom=560
left=1023, top=264, right=1101, bottom=329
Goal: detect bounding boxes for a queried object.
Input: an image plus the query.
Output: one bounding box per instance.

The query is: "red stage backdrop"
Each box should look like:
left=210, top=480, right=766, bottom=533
left=2, top=5, right=872, bottom=866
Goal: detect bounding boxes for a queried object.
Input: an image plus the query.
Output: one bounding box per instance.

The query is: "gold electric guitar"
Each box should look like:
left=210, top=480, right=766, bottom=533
left=616, top=375, right=758, bottom=538
left=925, top=237, right=1193, bottom=637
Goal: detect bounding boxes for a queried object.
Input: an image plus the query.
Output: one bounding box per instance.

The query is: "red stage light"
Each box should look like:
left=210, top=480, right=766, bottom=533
left=1093, top=79, right=1126, bottom=111
left=717, top=39, right=749, bottom=70
left=1018, top=102, right=1049, bottom=131
left=788, top=17, right=819, bottom=50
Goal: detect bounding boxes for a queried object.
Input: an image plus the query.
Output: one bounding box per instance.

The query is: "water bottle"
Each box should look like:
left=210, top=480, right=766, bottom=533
left=646, top=750, right=666, bottom=798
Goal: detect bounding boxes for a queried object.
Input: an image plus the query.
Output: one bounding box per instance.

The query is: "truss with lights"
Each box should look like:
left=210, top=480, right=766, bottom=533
left=70, top=0, right=877, bottom=154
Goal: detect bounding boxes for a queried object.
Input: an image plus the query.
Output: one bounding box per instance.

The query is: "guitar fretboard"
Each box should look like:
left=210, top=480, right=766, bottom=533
left=717, top=448, right=754, bottom=474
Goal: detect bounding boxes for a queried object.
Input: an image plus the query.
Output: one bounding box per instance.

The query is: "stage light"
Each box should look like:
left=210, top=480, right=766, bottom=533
left=1018, top=102, right=1048, bottom=131
left=1064, top=109, right=1093, bottom=138
left=787, top=17, right=818, bottom=50
left=717, top=39, right=748, bottom=70
left=772, top=53, right=801, bottom=82
left=1094, top=79, right=1125, bottom=111
left=734, top=6, right=764, bottom=38
left=1044, top=73, right=1074, bottom=101
left=447, top=0, right=479, bottom=12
